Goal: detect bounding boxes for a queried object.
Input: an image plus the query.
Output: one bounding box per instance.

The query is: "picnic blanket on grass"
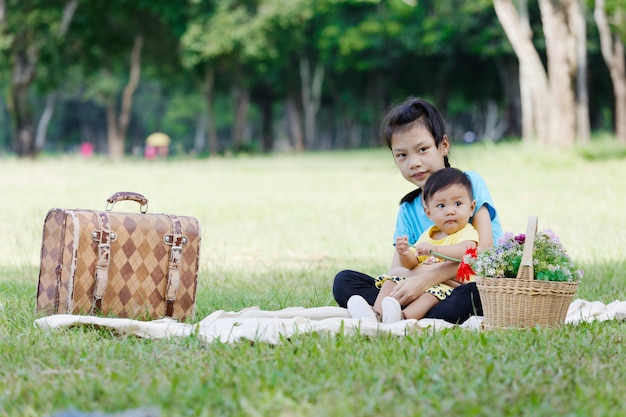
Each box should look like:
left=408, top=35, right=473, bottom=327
left=34, top=299, right=626, bottom=345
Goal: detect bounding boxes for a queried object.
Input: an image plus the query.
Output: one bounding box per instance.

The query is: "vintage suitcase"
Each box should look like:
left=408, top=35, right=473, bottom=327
left=36, top=191, right=201, bottom=321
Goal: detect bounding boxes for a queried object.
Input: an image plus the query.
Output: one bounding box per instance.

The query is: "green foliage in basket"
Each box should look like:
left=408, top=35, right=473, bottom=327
left=463, top=230, right=584, bottom=282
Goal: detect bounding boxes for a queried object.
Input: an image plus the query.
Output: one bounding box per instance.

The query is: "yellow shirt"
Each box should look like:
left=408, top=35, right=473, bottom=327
left=416, top=223, right=479, bottom=263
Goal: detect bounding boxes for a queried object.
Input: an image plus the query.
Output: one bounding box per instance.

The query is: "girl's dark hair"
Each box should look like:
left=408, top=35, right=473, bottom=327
left=422, top=167, right=472, bottom=205
left=380, top=97, right=450, bottom=168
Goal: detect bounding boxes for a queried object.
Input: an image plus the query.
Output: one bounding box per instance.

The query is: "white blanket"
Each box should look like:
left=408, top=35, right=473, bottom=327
left=33, top=299, right=626, bottom=345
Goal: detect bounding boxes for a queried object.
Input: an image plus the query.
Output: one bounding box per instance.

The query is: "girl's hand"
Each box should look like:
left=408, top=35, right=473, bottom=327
left=389, top=276, right=426, bottom=306
left=395, top=236, right=411, bottom=256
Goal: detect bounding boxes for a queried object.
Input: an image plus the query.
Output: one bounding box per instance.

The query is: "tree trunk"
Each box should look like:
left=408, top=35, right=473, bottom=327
left=232, top=85, right=250, bottom=150
left=495, top=0, right=583, bottom=147
left=286, top=94, right=304, bottom=151
left=193, top=114, right=206, bottom=155
left=59, top=0, right=78, bottom=35
left=495, top=56, right=522, bottom=137
left=8, top=0, right=78, bottom=157
left=106, top=99, right=123, bottom=158
left=35, top=93, right=57, bottom=153
left=203, top=66, right=219, bottom=156
left=572, top=0, right=590, bottom=144
left=494, top=0, right=551, bottom=143
left=300, top=56, right=324, bottom=150
left=594, top=0, right=626, bottom=143
left=10, top=42, right=38, bottom=157
left=367, top=70, right=389, bottom=147
left=538, top=0, right=577, bottom=147
left=32, top=0, right=78, bottom=154
left=260, top=96, right=273, bottom=152
left=106, top=34, right=143, bottom=159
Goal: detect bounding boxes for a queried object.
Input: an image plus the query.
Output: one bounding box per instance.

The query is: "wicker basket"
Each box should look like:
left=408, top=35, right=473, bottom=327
left=476, top=216, right=579, bottom=328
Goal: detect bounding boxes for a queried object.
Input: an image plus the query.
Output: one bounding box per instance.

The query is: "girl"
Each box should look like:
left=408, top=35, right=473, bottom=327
left=332, top=97, right=503, bottom=323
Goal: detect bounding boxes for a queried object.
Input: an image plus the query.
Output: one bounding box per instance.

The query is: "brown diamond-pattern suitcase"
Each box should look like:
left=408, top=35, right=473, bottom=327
left=36, top=191, right=201, bottom=321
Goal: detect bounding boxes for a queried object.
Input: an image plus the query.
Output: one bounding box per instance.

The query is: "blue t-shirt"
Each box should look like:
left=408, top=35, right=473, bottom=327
left=393, top=171, right=503, bottom=246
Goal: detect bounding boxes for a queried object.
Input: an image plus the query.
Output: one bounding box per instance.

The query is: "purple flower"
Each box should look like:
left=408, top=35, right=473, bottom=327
left=497, top=232, right=515, bottom=246
left=542, top=229, right=561, bottom=244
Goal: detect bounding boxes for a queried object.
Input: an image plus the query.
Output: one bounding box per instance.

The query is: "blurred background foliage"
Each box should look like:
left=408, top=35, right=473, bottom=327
left=1, top=0, right=625, bottom=158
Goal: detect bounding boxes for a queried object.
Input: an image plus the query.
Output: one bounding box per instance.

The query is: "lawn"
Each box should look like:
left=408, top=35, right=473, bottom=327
left=1, top=141, right=625, bottom=416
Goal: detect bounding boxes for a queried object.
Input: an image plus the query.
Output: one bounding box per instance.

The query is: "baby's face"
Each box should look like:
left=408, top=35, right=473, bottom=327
left=424, top=184, right=475, bottom=235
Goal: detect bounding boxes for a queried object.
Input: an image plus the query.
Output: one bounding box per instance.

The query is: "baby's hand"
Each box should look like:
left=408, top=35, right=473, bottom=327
left=395, top=236, right=411, bottom=256
left=414, top=242, right=435, bottom=256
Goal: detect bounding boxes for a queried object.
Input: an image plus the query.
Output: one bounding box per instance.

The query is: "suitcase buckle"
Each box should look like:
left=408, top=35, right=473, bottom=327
left=163, top=235, right=187, bottom=245
left=92, top=231, right=117, bottom=242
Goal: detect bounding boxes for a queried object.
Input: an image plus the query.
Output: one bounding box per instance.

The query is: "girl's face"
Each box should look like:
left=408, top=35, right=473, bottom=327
left=391, top=124, right=450, bottom=188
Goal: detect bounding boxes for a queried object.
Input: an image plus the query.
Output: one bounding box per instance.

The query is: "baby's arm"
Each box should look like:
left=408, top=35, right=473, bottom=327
left=414, top=240, right=476, bottom=262
left=443, top=279, right=460, bottom=288
left=396, top=236, right=419, bottom=269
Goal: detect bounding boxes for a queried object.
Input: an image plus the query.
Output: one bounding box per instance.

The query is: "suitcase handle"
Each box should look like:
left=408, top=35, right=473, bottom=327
left=106, top=192, right=149, bottom=213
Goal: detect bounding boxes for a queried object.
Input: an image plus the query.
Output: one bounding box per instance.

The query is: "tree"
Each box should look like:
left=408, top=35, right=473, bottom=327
left=594, top=0, right=626, bottom=143
left=34, top=0, right=78, bottom=153
left=4, top=0, right=621, bottom=155
left=183, top=0, right=328, bottom=153
left=326, top=0, right=515, bottom=142
left=0, top=0, right=77, bottom=157
left=182, top=0, right=261, bottom=154
left=494, top=0, right=589, bottom=146
left=70, top=0, right=189, bottom=159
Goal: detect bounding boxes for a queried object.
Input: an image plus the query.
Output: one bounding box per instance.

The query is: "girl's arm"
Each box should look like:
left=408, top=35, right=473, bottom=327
left=390, top=262, right=459, bottom=306
left=388, top=251, right=459, bottom=306
left=472, top=205, right=494, bottom=249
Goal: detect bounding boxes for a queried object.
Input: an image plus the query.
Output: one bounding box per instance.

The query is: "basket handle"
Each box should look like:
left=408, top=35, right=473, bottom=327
left=516, top=215, right=538, bottom=281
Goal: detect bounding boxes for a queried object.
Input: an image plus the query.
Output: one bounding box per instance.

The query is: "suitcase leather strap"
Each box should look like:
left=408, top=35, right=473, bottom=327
left=91, top=211, right=112, bottom=314
left=89, top=209, right=185, bottom=318
left=165, top=215, right=184, bottom=318
left=54, top=213, right=69, bottom=313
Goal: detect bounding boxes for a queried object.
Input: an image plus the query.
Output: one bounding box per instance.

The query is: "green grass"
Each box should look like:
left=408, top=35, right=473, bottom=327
left=1, top=142, right=626, bottom=416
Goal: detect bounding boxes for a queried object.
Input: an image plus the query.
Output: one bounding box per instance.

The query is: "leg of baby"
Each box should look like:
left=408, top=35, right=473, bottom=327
left=402, top=293, right=440, bottom=320
left=373, top=280, right=396, bottom=316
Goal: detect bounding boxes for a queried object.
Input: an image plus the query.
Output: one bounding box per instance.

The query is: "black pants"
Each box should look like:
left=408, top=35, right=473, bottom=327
left=332, top=269, right=482, bottom=324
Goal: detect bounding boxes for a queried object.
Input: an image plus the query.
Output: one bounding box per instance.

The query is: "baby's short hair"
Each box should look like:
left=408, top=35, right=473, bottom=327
left=422, top=167, right=472, bottom=205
